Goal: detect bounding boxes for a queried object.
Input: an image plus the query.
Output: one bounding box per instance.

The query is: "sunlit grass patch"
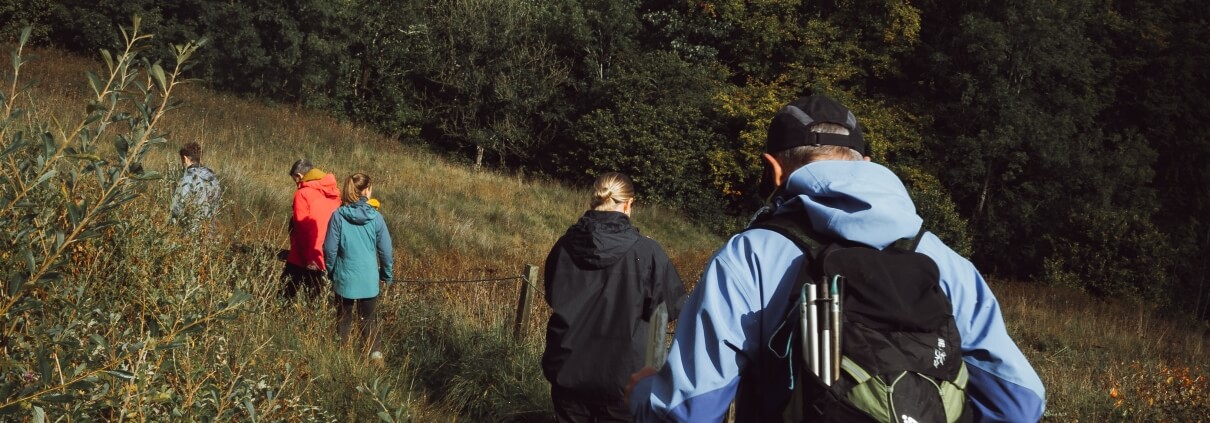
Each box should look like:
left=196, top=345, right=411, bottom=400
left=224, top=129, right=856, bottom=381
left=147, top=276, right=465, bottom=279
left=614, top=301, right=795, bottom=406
left=995, top=280, right=1209, bottom=421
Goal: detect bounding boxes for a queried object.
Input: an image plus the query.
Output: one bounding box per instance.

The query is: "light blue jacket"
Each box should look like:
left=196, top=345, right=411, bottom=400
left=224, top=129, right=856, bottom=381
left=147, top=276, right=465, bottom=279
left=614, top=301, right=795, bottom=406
left=323, top=198, right=393, bottom=299
left=630, top=160, right=1045, bottom=422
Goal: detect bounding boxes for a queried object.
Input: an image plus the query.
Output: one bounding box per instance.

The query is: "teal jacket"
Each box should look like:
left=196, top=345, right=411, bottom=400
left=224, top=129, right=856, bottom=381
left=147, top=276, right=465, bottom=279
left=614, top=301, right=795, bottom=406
left=323, top=198, right=394, bottom=299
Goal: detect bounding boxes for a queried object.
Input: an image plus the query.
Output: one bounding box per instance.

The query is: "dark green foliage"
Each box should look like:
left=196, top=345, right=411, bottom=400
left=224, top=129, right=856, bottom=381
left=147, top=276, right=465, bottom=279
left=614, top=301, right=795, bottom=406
left=0, top=0, right=53, bottom=43
left=575, top=100, right=721, bottom=217
left=1097, top=0, right=1210, bottom=318
left=549, top=0, right=644, bottom=100
left=894, top=166, right=973, bottom=257
left=1042, top=209, right=1173, bottom=300
left=903, top=0, right=1174, bottom=304
left=44, top=0, right=152, bottom=51
left=531, top=0, right=739, bottom=229
left=341, top=2, right=428, bottom=140
left=567, top=49, right=727, bottom=221
left=409, top=0, right=570, bottom=167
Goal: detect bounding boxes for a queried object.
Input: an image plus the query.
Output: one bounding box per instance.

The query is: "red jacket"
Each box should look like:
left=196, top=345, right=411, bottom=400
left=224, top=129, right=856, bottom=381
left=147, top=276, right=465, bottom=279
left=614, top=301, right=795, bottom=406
left=286, top=169, right=342, bottom=270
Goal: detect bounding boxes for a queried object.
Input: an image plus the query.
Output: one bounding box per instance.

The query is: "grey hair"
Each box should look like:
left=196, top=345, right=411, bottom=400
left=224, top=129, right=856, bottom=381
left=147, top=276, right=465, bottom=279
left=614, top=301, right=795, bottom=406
left=288, top=159, right=313, bottom=176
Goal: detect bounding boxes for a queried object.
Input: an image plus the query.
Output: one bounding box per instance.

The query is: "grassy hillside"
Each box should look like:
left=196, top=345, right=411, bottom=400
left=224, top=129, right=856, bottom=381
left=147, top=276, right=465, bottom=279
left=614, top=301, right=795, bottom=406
left=4, top=46, right=1207, bottom=421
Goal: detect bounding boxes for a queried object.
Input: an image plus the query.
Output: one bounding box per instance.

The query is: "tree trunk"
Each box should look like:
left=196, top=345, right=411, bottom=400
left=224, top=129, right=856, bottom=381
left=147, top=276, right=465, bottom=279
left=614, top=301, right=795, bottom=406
left=474, top=145, right=485, bottom=170
left=972, top=162, right=993, bottom=228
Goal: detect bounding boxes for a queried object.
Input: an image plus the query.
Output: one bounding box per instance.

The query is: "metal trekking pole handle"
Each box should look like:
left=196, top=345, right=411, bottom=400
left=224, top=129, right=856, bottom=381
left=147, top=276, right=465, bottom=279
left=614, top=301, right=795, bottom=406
left=819, top=280, right=832, bottom=386
left=805, top=283, right=819, bottom=378
left=830, top=275, right=842, bottom=384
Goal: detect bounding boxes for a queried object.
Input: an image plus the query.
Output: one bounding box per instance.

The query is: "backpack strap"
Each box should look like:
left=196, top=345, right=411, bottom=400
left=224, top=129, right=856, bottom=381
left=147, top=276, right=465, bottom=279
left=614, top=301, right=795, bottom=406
left=748, top=215, right=827, bottom=252
left=890, top=227, right=928, bottom=252
left=747, top=215, right=832, bottom=282
left=744, top=214, right=835, bottom=413
left=750, top=217, right=928, bottom=274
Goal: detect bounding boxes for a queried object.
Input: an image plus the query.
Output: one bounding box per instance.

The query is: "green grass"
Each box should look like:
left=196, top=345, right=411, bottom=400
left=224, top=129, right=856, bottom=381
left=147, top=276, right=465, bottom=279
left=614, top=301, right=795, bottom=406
left=6, top=46, right=1208, bottom=421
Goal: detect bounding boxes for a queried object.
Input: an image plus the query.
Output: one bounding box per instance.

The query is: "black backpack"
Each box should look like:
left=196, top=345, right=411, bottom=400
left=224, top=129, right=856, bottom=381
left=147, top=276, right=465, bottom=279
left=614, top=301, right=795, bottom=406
left=751, top=214, right=971, bottom=423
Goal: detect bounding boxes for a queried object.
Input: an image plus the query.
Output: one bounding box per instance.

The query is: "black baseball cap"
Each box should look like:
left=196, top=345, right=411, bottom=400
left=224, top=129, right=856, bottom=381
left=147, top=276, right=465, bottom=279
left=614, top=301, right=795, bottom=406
left=765, top=95, right=865, bottom=155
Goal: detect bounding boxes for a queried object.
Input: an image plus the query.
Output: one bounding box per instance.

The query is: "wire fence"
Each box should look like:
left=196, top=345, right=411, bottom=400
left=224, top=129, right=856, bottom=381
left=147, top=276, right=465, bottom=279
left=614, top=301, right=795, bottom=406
left=393, top=264, right=544, bottom=339
left=395, top=276, right=522, bottom=284
left=395, top=271, right=545, bottom=298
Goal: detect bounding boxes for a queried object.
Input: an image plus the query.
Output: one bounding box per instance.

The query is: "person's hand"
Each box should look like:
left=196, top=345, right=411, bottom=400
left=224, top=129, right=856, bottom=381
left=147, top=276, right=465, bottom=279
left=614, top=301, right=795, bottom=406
left=306, top=262, right=319, bottom=271
left=625, top=366, right=658, bottom=408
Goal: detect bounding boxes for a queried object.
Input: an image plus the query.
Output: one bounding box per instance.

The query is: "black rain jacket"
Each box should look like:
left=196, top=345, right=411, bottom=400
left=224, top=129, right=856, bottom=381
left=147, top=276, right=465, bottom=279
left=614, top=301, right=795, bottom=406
left=541, top=210, right=686, bottom=403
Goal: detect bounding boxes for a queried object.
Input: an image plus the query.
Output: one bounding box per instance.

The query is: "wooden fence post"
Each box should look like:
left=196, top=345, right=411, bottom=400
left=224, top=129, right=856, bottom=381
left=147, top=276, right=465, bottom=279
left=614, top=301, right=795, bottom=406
left=513, top=264, right=538, bottom=340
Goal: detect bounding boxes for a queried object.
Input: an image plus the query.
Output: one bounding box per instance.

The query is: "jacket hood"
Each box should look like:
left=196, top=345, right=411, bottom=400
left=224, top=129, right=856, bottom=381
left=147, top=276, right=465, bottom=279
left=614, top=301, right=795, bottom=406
left=300, top=168, right=326, bottom=182
left=777, top=160, right=922, bottom=249
left=565, top=211, right=640, bottom=269
left=337, top=199, right=378, bottom=226
left=299, top=171, right=340, bottom=199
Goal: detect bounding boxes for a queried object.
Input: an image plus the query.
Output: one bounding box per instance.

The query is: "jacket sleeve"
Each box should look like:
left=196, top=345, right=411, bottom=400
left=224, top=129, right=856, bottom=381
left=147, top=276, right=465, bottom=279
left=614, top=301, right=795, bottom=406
left=543, top=241, right=561, bottom=307
left=376, top=214, right=394, bottom=283
left=631, top=236, right=767, bottom=422
left=322, top=210, right=342, bottom=278
left=649, top=243, right=687, bottom=320
left=919, top=233, right=1046, bottom=422
left=169, top=170, right=195, bottom=220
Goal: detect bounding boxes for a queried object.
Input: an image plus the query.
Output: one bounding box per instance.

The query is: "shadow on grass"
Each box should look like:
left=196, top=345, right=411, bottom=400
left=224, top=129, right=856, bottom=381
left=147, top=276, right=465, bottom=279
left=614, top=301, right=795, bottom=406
left=388, top=292, right=555, bottom=422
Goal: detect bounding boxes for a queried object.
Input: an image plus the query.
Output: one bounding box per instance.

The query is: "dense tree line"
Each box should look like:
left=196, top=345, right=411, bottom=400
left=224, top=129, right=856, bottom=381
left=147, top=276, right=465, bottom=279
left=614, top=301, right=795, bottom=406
left=4, top=0, right=1206, bottom=318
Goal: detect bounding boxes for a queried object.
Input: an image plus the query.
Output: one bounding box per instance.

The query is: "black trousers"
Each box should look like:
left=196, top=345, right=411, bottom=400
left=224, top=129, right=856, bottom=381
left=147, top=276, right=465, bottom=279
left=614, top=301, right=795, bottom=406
left=280, top=262, right=324, bottom=301
left=550, top=387, right=632, bottom=423
left=335, top=294, right=381, bottom=354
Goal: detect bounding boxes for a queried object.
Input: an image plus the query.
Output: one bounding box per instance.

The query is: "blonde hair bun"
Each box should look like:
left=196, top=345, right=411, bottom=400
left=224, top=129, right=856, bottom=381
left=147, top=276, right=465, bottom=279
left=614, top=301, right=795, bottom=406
left=588, top=173, right=634, bottom=211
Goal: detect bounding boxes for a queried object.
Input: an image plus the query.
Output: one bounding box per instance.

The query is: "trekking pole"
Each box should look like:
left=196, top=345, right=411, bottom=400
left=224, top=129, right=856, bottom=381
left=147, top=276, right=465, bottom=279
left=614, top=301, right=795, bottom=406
left=805, top=282, right=819, bottom=378
left=818, top=281, right=832, bottom=385
left=830, top=276, right=842, bottom=384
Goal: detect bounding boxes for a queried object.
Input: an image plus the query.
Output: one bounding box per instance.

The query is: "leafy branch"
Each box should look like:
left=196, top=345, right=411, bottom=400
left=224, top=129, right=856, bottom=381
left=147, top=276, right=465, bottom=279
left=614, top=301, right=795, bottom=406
left=0, top=290, right=252, bottom=412
left=0, top=17, right=205, bottom=319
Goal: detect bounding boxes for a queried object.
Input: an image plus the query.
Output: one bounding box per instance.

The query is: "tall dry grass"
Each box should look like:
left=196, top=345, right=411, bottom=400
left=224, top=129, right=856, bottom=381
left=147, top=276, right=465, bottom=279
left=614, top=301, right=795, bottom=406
left=997, top=280, right=1208, bottom=421
left=13, top=46, right=1208, bottom=421
left=13, top=46, right=722, bottom=420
